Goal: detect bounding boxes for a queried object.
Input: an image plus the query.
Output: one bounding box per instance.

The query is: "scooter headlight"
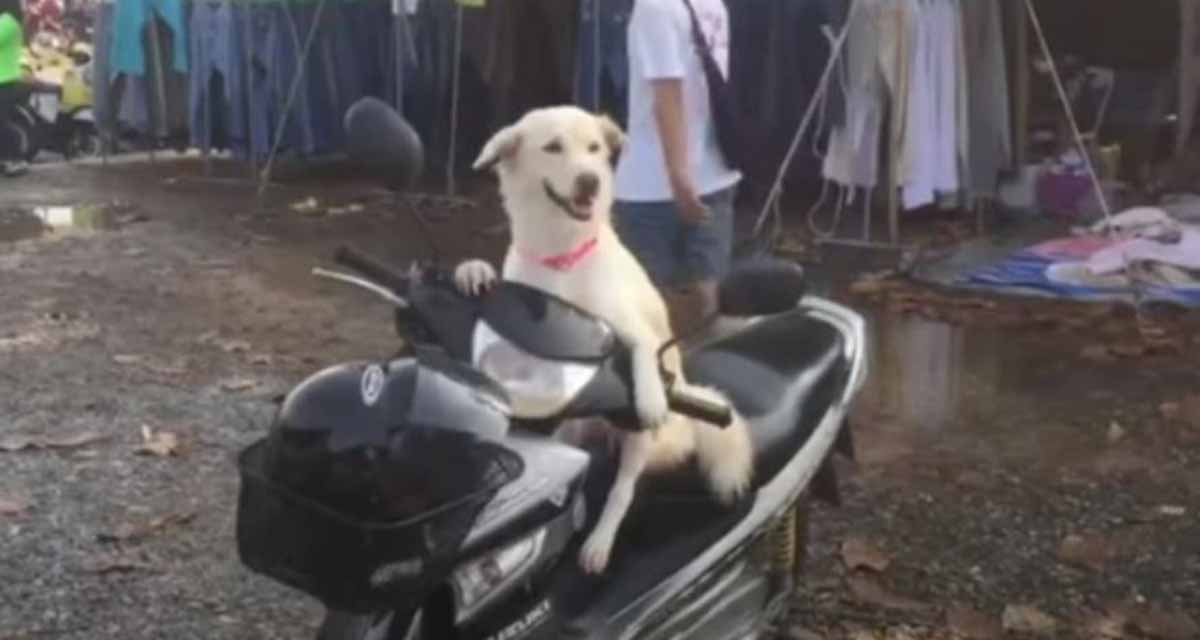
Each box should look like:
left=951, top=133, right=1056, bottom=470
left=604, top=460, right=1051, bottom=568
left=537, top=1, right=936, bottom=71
left=451, top=527, right=547, bottom=611
left=472, top=322, right=599, bottom=419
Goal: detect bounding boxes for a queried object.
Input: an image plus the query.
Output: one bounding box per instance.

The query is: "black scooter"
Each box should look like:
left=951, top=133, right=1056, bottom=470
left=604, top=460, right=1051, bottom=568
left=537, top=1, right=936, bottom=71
left=234, top=100, right=869, bottom=640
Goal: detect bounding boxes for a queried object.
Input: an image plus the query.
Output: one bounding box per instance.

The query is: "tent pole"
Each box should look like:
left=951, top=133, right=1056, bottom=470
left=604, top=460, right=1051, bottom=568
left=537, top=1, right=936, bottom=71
left=447, top=2, right=464, bottom=197
left=258, top=0, right=330, bottom=197
left=1012, top=0, right=1029, bottom=170
left=241, top=0, right=258, bottom=179
left=1177, top=2, right=1197, bottom=158
left=593, top=0, right=600, bottom=109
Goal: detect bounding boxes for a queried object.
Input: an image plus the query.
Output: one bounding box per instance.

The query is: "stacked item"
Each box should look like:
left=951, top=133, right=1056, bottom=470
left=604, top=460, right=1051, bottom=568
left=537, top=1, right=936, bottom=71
left=966, top=207, right=1200, bottom=307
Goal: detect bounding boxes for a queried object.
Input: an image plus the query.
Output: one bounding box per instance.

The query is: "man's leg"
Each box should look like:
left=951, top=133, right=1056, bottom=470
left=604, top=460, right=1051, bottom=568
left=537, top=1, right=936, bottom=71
left=0, top=84, right=27, bottom=176
left=681, top=186, right=737, bottom=318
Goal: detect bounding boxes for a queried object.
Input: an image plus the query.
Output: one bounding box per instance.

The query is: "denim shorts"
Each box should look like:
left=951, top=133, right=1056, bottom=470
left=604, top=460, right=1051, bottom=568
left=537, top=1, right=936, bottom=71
left=613, top=186, right=736, bottom=289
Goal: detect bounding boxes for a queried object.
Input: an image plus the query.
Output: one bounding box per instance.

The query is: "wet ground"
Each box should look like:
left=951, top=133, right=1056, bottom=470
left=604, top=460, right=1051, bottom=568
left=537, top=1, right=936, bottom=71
left=1, top=160, right=1199, bottom=639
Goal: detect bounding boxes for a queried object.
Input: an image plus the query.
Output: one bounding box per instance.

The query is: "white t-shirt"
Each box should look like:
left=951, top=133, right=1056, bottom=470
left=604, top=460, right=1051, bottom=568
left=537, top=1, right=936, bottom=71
left=614, top=0, right=742, bottom=202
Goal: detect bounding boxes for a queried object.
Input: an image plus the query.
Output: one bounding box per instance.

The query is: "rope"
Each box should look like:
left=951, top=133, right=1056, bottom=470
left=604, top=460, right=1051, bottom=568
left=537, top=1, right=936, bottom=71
left=751, top=0, right=859, bottom=243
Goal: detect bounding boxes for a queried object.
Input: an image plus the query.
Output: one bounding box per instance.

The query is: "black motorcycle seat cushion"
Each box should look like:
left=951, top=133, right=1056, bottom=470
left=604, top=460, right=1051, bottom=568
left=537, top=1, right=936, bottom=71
left=642, top=310, right=846, bottom=497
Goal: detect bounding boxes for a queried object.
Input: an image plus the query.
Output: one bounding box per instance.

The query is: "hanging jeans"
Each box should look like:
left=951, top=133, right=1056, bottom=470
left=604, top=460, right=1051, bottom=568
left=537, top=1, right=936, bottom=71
left=573, top=0, right=630, bottom=124
left=189, top=1, right=247, bottom=154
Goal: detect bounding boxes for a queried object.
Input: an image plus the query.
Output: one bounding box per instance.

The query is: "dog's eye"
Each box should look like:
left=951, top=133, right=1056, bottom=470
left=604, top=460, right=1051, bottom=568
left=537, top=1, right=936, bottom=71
left=542, top=140, right=563, bottom=154
left=588, top=142, right=602, bottom=153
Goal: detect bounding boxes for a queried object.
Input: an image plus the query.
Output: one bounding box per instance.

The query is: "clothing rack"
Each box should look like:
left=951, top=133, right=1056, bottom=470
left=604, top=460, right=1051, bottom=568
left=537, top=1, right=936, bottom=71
left=818, top=0, right=1032, bottom=251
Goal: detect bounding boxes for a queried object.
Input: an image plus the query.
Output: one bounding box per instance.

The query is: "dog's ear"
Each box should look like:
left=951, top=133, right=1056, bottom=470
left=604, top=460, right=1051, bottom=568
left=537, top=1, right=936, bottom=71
left=595, top=114, right=625, bottom=156
left=473, top=124, right=522, bottom=172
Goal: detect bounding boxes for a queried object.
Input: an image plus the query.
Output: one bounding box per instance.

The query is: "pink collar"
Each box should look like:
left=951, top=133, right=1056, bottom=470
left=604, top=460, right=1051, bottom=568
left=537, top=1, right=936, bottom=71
left=519, top=236, right=599, bottom=271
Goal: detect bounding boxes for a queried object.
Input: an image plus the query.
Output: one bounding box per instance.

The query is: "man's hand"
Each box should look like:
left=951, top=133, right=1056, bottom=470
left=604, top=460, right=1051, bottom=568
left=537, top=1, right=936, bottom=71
left=670, top=174, right=710, bottom=224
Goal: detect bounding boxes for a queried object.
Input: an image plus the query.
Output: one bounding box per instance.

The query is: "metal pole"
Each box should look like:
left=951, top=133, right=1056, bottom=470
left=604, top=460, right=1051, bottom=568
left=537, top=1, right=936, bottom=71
left=447, top=2, right=463, bottom=197
left=146, top=13, right=168, bottom=160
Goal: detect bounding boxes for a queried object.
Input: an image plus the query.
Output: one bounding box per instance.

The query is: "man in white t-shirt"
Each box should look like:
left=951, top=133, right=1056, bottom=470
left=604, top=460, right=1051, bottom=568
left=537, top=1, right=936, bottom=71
left=612, top=0, right=741, bottom=318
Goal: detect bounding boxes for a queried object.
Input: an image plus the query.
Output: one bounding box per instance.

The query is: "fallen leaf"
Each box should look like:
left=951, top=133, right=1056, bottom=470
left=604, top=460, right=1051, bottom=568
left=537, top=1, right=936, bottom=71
left=1107, top=421, right=1127, bottom=444
left=841, top=537, right=892, bottom=572
left=1001, top=605, right=1058, bottom=636
left=1159, top=402, right=1182, bottom=421
left=1107, top=600, right=1200, bottom=640
left=44, top=431, right=108, bottom=449
left=220, top=378, right=258, bottom=392
left=0, top=431, right=108, bottom=452
left=150, top=364, right=189, bottom=377
left=112, top=354, right=143, bottom=365
left=290, top=197, right=322, bottom=215
left=0, top=496, right=30, bottom=516
left=1080, top=609, right=1129, bottom=639
left=1110, top=342, right=1147, bottom=358
left=84, top=556, right=155, bottom=575
left=946, top=605, right=1001, bottom=639
left=1129, top=605, right=1200, bottom=640
left=846, top=574, right=930, bottom=612
left=786, top=626, right=823, bottom=640
left=1058, top=533, right=1115, bottom=572
left=217, top=339, right=251, bottom=354
left=135, top=425, right=181, bottom=457
left=850, top=278, right=887, bottom=296
left=1081, top=344, right=1114, bottom=362
left=1177, top=395, right=1200, bottom=431
left=97, top=512, right=196, bottom=544
left=1156, top=504, right=1186, bottom=517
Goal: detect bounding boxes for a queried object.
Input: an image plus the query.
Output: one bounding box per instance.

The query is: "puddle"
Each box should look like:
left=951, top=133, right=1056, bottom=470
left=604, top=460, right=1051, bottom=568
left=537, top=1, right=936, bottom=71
left=0, top=204, right=120, bottom=242
left=805, top=254, right=1142, bottom=473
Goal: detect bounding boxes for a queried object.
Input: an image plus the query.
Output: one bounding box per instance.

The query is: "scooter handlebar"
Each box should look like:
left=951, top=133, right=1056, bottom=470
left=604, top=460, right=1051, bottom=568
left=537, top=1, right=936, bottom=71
left=334, top=246, right=409, bottom=293
left=667, top=386, right=733, bottom=427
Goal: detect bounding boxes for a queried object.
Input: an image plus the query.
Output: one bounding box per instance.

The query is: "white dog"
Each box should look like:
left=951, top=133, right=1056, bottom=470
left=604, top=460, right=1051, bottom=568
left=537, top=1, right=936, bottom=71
left=455, top=106, right=754, bottom=574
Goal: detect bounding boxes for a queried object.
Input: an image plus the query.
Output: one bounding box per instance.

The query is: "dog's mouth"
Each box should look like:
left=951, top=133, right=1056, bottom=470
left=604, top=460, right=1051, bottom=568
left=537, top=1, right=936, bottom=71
left=543, top=180, right=595, bottom=222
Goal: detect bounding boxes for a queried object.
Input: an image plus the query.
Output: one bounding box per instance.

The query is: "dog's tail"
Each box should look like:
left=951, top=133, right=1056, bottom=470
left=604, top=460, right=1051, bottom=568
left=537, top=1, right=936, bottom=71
left=687, top=385, right=755, bottom=504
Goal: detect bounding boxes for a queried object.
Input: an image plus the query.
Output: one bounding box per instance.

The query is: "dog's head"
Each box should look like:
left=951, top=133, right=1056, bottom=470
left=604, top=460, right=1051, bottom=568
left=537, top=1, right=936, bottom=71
left=474, top=106, right=624, bottom=229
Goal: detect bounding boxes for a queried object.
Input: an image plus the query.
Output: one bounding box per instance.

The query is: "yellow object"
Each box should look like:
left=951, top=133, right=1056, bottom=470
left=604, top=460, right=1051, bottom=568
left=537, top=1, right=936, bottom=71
left=455, top=0, right=485, bottom=7
left=61, top=65, right=92, bottom=112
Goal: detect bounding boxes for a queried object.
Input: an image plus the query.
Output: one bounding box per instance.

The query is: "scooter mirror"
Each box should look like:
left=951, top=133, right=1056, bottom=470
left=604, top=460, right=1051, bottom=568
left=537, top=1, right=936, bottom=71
left=718, top=256, right=807, bottom=317
left=343, top=97, right=425, bottom=191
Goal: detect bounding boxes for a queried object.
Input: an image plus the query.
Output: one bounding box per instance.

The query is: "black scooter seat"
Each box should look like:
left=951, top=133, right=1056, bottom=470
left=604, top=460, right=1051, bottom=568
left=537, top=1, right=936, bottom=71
left=558, top=310, right=848, bottom=629
left=643, top=309, right=847, bottom=497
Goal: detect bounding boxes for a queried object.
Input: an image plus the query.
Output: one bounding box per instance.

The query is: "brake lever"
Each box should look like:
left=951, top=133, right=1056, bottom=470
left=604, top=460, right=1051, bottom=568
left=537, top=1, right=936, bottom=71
left=311, top=267, right=410, bottom=308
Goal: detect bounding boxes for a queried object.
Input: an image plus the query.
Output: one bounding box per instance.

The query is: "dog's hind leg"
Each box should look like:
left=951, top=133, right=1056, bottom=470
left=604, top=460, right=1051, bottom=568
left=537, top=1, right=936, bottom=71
left=579, top=431, right=651, bottom=574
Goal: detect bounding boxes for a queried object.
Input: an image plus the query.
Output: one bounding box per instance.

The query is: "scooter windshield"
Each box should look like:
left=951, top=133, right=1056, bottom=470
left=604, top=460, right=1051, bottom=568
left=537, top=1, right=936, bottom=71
left=472, top=321, right=600, bottom=419
left=479, top=282, right=616, bottom=362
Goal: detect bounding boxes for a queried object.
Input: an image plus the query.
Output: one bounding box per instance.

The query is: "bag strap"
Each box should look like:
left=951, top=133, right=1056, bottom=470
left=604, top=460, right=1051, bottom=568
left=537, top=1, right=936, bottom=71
left=680, top=0, right=716, bottom=61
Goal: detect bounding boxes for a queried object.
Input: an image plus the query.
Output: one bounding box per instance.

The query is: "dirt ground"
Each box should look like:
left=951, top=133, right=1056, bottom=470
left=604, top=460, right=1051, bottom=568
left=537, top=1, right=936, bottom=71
left=1, top=160, right=1198, bottom=639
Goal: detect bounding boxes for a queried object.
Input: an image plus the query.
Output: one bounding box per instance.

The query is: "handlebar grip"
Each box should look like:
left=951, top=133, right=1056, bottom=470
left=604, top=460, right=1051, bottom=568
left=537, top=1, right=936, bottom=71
left=333, top=246, right=408, bottom=292
left=667, top=386, right=733, bottom=427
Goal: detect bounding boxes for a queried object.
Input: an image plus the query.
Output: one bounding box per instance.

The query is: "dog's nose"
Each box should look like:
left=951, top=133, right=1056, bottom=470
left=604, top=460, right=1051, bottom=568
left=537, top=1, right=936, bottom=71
left=575, top=172, right=600, bottom=199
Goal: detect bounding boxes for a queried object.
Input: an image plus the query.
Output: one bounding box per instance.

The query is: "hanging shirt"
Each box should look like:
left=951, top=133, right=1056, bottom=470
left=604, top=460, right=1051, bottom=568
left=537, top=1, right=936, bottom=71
left=0, top=12, right=21, bottom=85
left=614, top=0, right=741, bottom=202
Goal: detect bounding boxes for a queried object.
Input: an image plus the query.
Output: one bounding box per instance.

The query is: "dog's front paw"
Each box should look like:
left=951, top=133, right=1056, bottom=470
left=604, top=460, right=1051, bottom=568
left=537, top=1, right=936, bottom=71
left=579, top=529, right=617, bottom=575
left=453, top=259, right=497, bottom=296
left=635, top=385, right=670, bottom=431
